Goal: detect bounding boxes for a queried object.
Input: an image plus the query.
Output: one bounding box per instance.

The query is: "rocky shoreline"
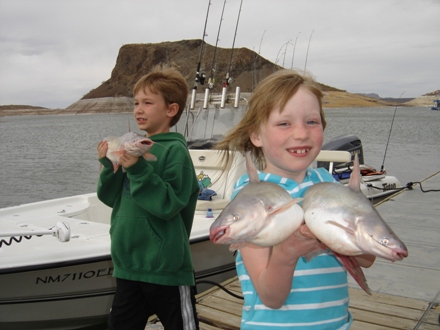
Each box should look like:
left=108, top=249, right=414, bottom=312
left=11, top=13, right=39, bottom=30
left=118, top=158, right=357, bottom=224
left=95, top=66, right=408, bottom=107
left=0, top=91, right=435, bottom=117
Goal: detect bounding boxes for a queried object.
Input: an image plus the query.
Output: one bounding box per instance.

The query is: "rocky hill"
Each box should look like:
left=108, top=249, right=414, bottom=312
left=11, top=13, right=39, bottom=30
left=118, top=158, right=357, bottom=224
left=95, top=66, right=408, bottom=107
left=4, top=39, right=435, bottom=117
left=81, top=39, right=343, bottom=101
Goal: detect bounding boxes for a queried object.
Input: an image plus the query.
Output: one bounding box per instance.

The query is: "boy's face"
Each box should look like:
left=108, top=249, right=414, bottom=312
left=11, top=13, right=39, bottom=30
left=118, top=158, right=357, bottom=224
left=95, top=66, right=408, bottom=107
left=133, top=86, right=177, bottom=136
left=250, top=86, right=324, bottom=182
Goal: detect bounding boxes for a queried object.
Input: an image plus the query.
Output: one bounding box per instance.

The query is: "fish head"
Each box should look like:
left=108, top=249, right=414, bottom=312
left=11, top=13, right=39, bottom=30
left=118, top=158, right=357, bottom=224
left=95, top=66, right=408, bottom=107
left=357, top=214, right=409, bottom=261
left=209, top=194, right=268, bottom=245
left=123, top=133, right=154, bottom=156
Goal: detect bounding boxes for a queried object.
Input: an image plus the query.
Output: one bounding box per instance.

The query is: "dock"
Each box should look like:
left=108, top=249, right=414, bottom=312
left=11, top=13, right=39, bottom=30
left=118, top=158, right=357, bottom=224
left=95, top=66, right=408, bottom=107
left=148, top=170, right=440, bottom=329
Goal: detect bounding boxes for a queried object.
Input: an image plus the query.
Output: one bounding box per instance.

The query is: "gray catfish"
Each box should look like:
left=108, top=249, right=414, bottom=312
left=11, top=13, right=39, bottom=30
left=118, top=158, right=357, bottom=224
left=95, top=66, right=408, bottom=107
left=303, top=153, right=408, bottom=293
left=104, top=132, right=156, bottom=173
left=209, top=152, right=304, bottom=251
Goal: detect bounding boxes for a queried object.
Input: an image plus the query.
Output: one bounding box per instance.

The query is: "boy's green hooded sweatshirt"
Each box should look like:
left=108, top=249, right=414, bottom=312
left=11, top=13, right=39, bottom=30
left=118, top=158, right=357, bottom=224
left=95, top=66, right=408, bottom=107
left=97, top=132, right=199, bottom=286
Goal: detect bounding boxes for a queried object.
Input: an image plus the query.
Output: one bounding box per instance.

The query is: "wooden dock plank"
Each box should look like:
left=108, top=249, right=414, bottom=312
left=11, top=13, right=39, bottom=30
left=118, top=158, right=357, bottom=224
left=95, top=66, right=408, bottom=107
left=191, top=277, right=438, bottom=330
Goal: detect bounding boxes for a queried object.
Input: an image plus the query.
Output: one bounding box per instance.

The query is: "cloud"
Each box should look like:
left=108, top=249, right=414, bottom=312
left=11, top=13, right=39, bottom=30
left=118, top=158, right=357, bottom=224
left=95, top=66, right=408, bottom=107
left=0, top=0, right=439, bottom=108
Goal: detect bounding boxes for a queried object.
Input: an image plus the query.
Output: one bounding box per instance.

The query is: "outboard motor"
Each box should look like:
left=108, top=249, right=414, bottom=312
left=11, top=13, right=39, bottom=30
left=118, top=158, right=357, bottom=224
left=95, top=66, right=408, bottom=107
left=317, top=134, right=364, bottom=170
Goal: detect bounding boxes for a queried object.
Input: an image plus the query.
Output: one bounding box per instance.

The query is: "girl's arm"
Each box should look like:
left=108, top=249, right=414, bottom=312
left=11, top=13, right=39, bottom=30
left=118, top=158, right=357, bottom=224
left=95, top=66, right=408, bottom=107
left=241, top=224, right=322, bottom=309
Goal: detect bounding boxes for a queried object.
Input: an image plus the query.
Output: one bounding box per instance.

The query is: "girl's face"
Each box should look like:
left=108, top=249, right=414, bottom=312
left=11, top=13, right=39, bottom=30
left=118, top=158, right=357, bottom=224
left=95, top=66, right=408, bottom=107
left=250, top=86, right=324, bottom=182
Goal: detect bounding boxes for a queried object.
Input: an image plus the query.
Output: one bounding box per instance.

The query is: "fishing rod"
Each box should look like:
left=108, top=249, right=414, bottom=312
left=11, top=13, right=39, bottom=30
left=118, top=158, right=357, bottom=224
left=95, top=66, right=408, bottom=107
left=190, top=0, right=211, bottom=110
left=282, top=39, right=292, bottom=68
left=380, top=91, right=405, bottom=172
left=253, top=29, right=266, bottom=88
left=290, top=31, right=301, bottom=69
left=221, top=0, right=244, bottom=108
left=208, top=0, right=226, bottom=90
left=203, top=0, right=227, bottom=109
left=304, top=30, right=314, bottom=72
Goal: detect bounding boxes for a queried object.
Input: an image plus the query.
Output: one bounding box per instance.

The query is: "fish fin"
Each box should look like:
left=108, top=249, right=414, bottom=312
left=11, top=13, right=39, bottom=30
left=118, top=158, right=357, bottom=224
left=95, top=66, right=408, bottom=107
left=348, top=154, right=361, bottom=191
left=143, top=153, right=157, bottom=162
left=326, top=220, right=356, bottom=235
left=304, top=244, right=328, bottom=261
left=334, top=252, right=371, bottom=295
left=268, top=198, right=303, bottom=216
left=245, top=151, right=260, bottom=183
left=113, top=164, right=120, bottom=173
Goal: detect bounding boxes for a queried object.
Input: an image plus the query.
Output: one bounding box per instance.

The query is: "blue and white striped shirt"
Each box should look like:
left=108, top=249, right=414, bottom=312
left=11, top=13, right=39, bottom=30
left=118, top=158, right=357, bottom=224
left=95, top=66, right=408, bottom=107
left=232, top=168, right=353, bottom=329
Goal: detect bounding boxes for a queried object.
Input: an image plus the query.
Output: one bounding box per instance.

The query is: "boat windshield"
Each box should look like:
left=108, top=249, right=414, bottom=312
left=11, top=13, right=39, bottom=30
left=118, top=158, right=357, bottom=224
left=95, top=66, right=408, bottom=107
left=175, top=106, right=246, bottom=149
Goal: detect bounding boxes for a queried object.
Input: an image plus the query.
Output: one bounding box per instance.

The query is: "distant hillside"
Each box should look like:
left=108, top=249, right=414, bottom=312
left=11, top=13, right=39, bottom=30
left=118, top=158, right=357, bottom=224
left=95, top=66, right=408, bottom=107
left=82, top=39, right=344, bottom=100
left=356, top=93, right=414, bottom=104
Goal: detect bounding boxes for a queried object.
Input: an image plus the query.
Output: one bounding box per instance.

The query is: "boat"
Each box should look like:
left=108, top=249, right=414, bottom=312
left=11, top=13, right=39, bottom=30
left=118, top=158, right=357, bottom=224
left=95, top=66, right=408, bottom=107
left=0, top=149, right=245, bottom=330
left=431, top=99, right=440, bottom=110
left=317, top=134, right=403, bottom=203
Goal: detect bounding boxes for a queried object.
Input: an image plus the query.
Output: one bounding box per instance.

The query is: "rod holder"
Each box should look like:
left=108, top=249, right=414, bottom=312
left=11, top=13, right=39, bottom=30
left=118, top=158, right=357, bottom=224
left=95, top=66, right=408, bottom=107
left=190, top=89, right=197, bottom=110
left=203, top=88, right=210, bottom=109
left=220, top=87, right=227, bottom=108
left=234, top=86, right=241, bottom=108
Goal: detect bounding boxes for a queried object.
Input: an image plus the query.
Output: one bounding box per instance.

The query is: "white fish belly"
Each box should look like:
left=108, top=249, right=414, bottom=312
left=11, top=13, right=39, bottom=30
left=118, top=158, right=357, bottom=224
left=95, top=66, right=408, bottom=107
left=304, top=208, right=363, bottom=256
left=251, top=205, right=304, bottom=246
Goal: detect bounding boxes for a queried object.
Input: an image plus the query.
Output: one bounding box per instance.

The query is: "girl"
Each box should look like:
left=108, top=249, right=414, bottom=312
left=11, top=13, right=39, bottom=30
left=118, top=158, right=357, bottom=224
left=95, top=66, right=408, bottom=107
left=215, top=69, right=374, bottom=329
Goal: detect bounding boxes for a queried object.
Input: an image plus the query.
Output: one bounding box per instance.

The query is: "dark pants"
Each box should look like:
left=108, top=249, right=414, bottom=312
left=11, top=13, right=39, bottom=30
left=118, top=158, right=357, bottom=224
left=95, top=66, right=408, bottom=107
left=108, top=278, right=199, bottom=330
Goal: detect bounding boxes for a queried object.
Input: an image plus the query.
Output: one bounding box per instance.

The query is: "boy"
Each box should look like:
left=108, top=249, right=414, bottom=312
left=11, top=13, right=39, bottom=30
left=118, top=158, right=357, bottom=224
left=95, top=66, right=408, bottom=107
left=97, top=66, right=200, bottom=330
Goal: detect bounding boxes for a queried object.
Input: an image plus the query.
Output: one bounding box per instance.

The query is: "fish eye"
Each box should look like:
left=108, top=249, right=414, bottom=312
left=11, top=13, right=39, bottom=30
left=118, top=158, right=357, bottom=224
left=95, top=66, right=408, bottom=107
left=379, top=237, right=390, bottom=246
left=232, top=214, right=240, bottom=221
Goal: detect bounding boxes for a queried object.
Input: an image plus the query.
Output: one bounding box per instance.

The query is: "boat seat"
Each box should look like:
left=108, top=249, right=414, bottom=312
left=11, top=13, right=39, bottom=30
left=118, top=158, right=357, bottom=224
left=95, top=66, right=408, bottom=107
left=315, top=150, right=351, bottom=173
left=190, top=150, right=246, bottom=211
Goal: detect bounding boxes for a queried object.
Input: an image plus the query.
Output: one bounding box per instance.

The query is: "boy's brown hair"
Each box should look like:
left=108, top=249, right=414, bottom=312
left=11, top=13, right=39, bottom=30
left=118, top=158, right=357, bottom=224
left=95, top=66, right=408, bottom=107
left=133, top=65, right=189, bottom=127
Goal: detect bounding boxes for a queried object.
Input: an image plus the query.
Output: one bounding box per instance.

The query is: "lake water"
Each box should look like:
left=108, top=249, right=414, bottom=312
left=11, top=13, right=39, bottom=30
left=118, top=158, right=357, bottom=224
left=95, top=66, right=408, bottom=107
left=0, top=106, right=439, bottom=209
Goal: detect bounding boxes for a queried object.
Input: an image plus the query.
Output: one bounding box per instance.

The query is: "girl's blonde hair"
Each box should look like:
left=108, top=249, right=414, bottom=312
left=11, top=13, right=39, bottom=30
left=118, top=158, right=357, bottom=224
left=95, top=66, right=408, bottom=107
left=215, top=69, right=326, bottom=172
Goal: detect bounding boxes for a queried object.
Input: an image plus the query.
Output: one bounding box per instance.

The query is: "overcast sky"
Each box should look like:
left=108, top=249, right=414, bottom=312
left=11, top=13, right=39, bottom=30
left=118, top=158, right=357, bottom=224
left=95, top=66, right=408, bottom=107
left=0, top=0, right=438, bottom=109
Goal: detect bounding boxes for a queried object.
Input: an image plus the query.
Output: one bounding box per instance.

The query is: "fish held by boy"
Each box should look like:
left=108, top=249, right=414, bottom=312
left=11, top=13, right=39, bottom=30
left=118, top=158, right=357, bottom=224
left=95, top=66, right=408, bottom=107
left=104, top=132, right=157, bottom=173
left=302, top=153, right=408, bottom=294
left=209, top=152, right=304, bottom=251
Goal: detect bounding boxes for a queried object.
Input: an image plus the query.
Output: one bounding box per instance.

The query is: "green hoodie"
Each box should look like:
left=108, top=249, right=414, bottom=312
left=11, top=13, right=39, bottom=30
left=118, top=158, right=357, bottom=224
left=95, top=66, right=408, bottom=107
left=97, top=132, right=199, bottom=286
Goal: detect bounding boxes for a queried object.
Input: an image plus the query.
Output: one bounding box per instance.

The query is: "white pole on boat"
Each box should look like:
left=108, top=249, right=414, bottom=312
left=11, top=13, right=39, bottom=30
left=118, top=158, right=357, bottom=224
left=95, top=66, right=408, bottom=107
left=0, top=221, right=71, bottom=243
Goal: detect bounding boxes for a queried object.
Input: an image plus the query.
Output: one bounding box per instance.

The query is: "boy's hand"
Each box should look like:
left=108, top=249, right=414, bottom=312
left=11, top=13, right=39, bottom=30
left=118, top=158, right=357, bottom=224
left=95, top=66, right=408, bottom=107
left=119, top=152, right=139, bottom=169
left=97, top=141, right=108, bottom=159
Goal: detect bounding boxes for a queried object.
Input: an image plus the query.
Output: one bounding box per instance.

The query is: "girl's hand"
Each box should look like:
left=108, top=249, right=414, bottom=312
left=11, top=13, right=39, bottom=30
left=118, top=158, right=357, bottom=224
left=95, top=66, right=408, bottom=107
left=272, top=224, right=322, bottom=265
left=97, top=141, right=108, bottom=159
left=119, top=152, right=139, bottom=169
